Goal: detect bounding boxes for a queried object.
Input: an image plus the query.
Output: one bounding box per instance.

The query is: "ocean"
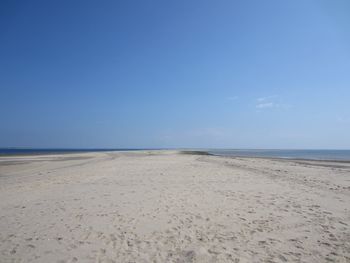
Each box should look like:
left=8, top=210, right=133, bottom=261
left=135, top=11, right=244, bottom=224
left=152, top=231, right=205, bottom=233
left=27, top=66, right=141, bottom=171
left=1, top=148, right=350, bottom=161
left=0, top=148, right=146, bottom=156
left=207, top=149, right=350, bottom=161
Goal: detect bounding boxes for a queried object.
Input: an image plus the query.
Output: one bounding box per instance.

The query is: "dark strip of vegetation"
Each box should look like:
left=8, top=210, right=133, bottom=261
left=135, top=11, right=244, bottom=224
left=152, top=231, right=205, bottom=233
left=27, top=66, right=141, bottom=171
left=179, top=151, right=212, bottom=156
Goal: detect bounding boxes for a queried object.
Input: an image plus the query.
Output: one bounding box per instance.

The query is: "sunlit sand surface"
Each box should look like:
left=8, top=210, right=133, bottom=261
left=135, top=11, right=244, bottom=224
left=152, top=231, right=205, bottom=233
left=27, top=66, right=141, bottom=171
left=1, top=151, right=349, bottom=262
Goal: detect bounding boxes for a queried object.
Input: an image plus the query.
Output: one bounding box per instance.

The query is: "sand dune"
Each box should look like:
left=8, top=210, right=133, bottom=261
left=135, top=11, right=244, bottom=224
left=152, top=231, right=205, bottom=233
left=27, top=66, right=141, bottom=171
left=0, top=151, right=349, bottom=262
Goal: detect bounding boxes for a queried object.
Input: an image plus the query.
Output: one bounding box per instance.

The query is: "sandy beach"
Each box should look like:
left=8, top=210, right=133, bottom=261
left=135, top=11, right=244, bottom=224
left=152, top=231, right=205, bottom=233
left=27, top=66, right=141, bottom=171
left=0, top=151, right=349, bottom=263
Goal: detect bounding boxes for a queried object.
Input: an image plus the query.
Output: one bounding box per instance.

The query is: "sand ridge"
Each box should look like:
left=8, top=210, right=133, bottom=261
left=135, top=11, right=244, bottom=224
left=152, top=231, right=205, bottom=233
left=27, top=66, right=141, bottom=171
left=0, top=151, right=349, bottom=262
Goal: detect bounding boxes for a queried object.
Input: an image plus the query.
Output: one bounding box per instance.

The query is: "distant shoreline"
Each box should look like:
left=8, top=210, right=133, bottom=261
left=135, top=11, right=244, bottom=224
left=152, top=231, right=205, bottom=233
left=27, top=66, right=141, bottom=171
left=211, top=153, right=350, bottom=163
left=1, top=148, right=350, bottom=162
left=206, top=149, right=350, bottom=162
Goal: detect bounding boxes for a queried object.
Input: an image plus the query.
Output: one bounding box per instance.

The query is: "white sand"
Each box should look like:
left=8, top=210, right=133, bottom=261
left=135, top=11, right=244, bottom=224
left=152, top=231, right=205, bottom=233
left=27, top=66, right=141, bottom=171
left=0, top=151, right=349, bottom=262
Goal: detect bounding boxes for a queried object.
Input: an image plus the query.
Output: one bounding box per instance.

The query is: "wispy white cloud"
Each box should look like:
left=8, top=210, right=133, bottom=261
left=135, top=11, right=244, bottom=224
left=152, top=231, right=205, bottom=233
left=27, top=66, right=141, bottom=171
left=336, top=116, right=349, bottom=123
left=254, top=95, right=290, bottom=110
left=255, top=96, right=277, bottom=109
left=257, top=97, right=267, bottom=102
left=256, top=95, right=277, bottom=103
left=256, top=102, right=275, bottom=109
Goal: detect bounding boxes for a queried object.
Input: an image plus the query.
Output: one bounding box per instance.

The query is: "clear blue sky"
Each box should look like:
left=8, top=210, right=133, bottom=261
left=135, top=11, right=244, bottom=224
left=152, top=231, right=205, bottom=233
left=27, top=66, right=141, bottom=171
left=1, top=0, right=350, bottom=149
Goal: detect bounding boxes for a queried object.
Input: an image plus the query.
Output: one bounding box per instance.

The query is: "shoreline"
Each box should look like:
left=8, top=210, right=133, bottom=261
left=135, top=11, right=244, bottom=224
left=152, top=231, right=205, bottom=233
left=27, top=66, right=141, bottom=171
left=1, top=149, right=350, bottom=163
left=207, top=153, right=350, bottom=163
left=212, top=153, right=350, bottom=164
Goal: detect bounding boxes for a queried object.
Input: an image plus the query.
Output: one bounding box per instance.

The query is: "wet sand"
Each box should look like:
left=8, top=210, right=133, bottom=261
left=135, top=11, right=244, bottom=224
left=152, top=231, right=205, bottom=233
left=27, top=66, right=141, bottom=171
left=0, top=151, right=349, bottom=262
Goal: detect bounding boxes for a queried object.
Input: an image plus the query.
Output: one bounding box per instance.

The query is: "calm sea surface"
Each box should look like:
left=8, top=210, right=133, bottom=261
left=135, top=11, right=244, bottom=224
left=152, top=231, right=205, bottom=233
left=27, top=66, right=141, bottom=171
left=1, top=148, right=350, bottom=161
left=0, top=148, right=147, bottom=156
left=208, top=149, right=350, bottom=161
